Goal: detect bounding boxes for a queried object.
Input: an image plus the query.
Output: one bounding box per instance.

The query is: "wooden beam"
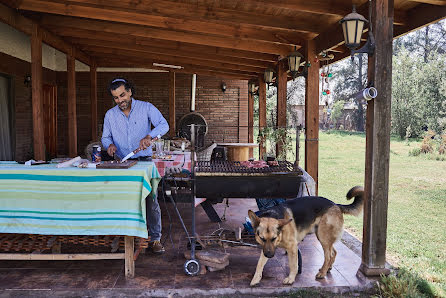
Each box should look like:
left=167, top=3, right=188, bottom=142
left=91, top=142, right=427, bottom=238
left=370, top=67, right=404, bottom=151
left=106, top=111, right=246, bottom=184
left=394, top=4, right=446, bottom=38
left=90, top=61, right=97, bottom=142
left=18, top=0, right=307, bottom=46
left=49, top=26, right=279, bottom=62
left=67, top=48, right=77, bottom=157
left=82, top=46, right=265, bottom=74
left=37, top=14, right=293, bottom=56
left=304, top=40, right=319, bottom=194
left=96, top=58, right=254, bottom=80
left=31, top=23, right=45, bottom=160
left=360, top=0, right=393, bottom=277
left=70, top=38, right=275, bottom=69
left=258, top=75, right=267, bottom=160
left=20, top=0, right=324, bottom=34
left=276, top=60, right=287, bottom=157
left=0, top=2, right=91, bottom=65
left=169, top=71, right=176, bottom=137
left=248, top=87, right=254, bottom=158
left=408, top=0, right=446, bottom=5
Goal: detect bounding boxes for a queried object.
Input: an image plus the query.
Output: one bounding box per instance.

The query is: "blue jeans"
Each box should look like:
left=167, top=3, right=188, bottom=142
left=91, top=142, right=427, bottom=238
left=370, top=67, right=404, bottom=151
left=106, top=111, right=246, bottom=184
left=146, top=191, right=162, bottom=241
left=255, top=198, right=286, bottom=211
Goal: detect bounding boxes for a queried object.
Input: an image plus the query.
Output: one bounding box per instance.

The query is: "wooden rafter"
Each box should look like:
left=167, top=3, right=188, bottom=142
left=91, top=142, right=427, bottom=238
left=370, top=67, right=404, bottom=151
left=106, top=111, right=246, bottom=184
left=0, top=2, right=91, bottom=64
left=70, top=38, right=274, bottom=69
left=18, top=0, right=325, bottom=33
left=36, top=14, right=294, bottom=56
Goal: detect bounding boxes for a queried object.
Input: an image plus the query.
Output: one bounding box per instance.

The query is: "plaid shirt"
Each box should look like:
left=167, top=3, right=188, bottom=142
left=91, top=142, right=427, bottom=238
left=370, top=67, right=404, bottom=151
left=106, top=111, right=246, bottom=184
left=101, top=98, right=169, bottom=159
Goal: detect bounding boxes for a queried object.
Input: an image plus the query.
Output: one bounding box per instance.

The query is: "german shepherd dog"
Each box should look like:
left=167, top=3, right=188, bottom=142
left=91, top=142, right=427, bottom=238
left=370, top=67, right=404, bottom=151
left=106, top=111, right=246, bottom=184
left=248, top=186, right=364, bottom=286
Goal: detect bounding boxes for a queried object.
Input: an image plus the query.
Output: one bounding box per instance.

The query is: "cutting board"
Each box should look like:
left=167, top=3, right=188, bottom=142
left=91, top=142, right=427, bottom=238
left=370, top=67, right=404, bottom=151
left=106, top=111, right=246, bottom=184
left=96, top=160, right=137, bottom=169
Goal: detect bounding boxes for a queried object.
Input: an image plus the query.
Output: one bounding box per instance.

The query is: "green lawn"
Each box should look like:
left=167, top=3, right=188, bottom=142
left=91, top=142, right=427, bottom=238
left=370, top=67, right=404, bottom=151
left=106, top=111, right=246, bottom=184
left=313, top=131, right=446, bottom=296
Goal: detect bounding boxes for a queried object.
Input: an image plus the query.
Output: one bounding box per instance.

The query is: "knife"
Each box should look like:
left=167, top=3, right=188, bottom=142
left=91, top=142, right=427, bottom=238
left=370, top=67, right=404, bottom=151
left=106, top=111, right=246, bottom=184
left=121, top=147, right=143, bottom=163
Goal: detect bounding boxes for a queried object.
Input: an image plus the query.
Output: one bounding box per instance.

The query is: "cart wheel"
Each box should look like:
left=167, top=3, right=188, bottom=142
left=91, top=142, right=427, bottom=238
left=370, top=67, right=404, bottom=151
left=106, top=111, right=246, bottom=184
left=184, top=259, right=200, bottom=276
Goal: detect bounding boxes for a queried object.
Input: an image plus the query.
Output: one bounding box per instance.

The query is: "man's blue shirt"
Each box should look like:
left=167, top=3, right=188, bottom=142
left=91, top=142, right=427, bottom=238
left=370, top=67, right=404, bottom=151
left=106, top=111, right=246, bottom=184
left=101, top=98, right=169, bottom=159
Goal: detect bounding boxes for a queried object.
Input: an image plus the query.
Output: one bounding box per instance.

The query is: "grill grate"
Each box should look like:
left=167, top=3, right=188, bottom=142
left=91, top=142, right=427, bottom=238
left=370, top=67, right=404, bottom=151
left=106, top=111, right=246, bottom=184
left=196, top=161, right=301, bottom=174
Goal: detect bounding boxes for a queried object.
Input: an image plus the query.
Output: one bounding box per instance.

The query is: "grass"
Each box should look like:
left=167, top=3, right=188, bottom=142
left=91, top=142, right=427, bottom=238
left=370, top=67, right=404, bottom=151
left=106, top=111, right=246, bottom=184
left=313, top=130, right=446, bottom=297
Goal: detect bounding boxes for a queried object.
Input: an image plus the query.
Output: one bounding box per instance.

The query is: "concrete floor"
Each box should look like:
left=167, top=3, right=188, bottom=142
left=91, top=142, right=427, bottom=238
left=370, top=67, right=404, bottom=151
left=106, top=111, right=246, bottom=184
left=0, top=199, right=374, bottom=297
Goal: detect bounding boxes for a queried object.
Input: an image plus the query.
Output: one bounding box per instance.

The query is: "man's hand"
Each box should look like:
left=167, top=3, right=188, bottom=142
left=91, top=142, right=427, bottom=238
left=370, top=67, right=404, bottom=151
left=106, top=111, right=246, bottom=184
left=139, top=135, right=153, bottom=150
left=107, top=144, right=117, bottom=157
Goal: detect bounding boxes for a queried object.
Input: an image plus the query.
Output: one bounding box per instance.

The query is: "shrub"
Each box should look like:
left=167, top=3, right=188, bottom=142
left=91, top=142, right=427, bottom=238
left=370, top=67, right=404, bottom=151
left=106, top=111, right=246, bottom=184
left=375, top=268, right=436, bottom=298
left=409, top=148, right=422, bottom=156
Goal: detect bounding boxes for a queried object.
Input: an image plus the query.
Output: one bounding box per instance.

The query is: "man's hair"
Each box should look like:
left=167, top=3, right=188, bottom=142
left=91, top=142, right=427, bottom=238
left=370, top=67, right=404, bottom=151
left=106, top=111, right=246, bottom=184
left=108, top=77, right=134, bottom=96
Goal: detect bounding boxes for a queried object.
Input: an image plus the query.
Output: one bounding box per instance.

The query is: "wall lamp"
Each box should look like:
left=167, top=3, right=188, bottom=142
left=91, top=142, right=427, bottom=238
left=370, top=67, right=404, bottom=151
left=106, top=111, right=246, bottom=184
left=24, top=75, right=31, bottom=87
left=287, top=49, right=309, bottom=79
left=264, top=68, right=276, bottom=88
left=221, top=81, right=227, bottom=92
left=340, top=4, right=375, bottom=60
left=248, top=80, right=258, bottom=95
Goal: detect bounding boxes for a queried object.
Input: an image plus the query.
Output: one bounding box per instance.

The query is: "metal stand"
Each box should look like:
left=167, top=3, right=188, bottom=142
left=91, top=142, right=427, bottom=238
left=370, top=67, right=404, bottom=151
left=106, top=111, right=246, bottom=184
left=183, top=124, right=200, bottom=276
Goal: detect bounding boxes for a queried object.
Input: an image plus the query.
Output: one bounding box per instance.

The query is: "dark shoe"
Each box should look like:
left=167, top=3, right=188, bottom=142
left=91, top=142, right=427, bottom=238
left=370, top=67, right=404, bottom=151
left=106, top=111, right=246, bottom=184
left=150, top=240, right=165, bottom=254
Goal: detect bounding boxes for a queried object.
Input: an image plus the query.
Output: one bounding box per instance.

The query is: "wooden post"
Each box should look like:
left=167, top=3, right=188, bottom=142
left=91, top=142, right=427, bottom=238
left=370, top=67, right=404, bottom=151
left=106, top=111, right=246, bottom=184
left=360, top=0, right=393, bottom=276
left=258, top=75, right=267, bottom=160
left=169, top=71, right=176, bottom=137
left=248, top=86, right=254, bottom=158
left=90, top=61, right=97, bottom=141
left=276, top=60, right=287, bottom=158
left=31, top=24, right=45, bottom=161
left=67, top=48, right=77, bottom=157
left=305, top=40, right=319, bottom=194
left=124, top=236, right=135, bottom=278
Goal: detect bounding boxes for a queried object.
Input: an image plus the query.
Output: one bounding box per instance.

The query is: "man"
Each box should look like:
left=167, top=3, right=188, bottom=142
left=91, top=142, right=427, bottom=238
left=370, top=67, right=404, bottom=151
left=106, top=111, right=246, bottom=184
left=101, top=78, right=169, bottom=254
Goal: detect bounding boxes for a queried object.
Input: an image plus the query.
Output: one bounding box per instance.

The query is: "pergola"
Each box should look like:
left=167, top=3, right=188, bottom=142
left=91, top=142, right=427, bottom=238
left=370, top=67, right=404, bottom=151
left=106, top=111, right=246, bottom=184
left=0, top=0, right=445, bottom=277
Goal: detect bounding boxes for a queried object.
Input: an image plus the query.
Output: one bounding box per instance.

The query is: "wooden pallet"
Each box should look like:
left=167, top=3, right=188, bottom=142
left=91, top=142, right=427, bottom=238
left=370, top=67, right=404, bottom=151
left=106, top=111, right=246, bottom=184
left=0, top=233, right=150, bottom=278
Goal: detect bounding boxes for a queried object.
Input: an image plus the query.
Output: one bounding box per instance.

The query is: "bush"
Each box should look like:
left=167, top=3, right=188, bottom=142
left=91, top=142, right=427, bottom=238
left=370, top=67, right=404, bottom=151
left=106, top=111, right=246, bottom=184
left=409, top=148, right=421, bottom=156
left=375, top=268, right=436, bottom=298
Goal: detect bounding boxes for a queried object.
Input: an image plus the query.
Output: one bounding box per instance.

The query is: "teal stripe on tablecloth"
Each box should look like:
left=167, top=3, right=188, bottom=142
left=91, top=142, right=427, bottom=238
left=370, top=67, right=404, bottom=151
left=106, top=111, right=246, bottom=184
left=0, top=210, right=141, bottom=216
left=0, top=189, right=140, bottom=195
left=0, top=173, right=143, bottom=182
left=0, top=215, right=145, bottom=223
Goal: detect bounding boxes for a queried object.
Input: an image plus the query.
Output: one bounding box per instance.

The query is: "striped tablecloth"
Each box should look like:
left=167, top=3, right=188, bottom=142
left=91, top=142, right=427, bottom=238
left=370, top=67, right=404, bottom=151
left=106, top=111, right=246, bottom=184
left=153, top=152, right=191, bottom=176
left=0, top=161, right=161, bottom=238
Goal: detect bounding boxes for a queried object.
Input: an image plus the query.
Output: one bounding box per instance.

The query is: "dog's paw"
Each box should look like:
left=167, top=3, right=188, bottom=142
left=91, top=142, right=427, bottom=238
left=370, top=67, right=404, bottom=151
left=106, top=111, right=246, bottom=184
left=282, top=276, right=295, bottom=285
left=250, top=276, right=261, bottom=287
left=315, top=271, right=326, bottom=279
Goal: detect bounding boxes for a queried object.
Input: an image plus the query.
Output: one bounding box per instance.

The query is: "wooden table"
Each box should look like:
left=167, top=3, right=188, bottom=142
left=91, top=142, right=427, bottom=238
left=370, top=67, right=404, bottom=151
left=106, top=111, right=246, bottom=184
left=217, top=143, right=258, bottom=161
left=0, top=161, right=161, bottom=278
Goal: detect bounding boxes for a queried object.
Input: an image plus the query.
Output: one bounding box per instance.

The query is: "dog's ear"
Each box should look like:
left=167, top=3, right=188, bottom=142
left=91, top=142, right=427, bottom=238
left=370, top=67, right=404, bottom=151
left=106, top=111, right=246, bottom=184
left=278, top=218, right=292, bottom=229
left=248, top=210, right=260, bottom=228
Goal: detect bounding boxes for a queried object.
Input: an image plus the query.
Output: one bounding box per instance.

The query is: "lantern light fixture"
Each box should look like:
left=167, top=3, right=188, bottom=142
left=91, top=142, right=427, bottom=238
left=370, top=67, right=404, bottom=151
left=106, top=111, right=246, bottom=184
left=264, top=68, right=275, bottom=84
left=340, top=4, right=375, bottom=60
left=287, top=49, right=308, bottom=79
left=248, top=80, right=257, bottom=95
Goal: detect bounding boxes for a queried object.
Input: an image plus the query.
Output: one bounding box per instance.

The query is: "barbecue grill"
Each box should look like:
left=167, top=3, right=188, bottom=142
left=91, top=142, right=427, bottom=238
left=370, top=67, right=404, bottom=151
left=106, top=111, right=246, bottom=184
left=195, top=161, right=305, bottom=198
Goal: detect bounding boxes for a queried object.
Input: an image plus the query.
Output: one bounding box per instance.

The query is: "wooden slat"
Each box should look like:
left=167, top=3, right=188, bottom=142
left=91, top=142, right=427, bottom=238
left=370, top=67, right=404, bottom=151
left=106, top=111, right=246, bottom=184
left=90, top=61, right=97, bottom=142
left=70, top=38, right=275, bottom=69
left=169, top=71, right=176, bottom=137
left=276, top=59, right=287, bottom=157
left=394, top=3, right=446, bottom=38
left=0, top=253, right=125, bottom=260
left=258, top=75, right=267, bottom=160
left=96, top=58, right=254, bottom=80
left=18, top=0, right=307, bottom=46
left=360, top=0, right=393, bottom=277
left=95, top=57, right=258, bottom=79
left=304, top=40, right=319, bottom=194
left=31, top=23, right=45, bottom=161
left=49, top=26, right=279, bottom=62
left=67, top=49, right=77, bottom=157
left=35, top=13, right=294, bottom=56
left=82, top=46, right=265, bottom=74
left=20, top=0, right=324, bottom=33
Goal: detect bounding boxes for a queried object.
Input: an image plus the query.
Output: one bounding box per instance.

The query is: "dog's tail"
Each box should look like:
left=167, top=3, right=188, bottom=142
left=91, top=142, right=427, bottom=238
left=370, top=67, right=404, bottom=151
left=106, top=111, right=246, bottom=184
left=337, top=186, right=364, bottom=216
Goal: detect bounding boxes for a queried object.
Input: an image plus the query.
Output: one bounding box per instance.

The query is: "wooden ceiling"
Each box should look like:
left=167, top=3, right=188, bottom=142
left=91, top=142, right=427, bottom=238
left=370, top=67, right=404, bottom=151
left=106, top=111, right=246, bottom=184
left=1, top=0, right=445, bottom=79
